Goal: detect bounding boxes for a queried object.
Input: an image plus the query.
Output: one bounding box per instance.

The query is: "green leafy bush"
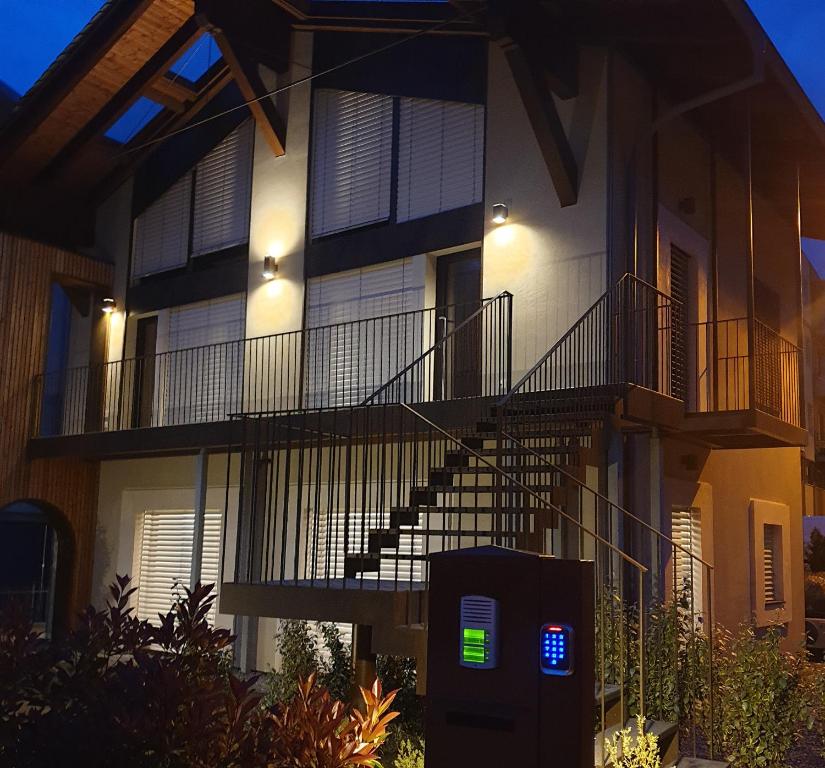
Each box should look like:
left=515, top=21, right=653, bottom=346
left=714, top=626, right=808, bottom=768
left=264, top=619, right=352, bottom=706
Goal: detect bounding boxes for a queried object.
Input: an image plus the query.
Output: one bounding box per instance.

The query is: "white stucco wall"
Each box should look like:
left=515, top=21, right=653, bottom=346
left=245, top=31, right=313, bottom=341
left=482, top=45, right=609, bottom=381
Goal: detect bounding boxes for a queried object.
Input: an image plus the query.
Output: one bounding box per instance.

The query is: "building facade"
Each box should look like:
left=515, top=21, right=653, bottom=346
left=2, top=0, right=825, bottom=759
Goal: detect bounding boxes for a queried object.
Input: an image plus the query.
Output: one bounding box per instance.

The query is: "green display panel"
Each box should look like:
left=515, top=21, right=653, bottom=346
left=459, top=596, right=499, bottom=669
left=462, top=628, right=489, bottom=665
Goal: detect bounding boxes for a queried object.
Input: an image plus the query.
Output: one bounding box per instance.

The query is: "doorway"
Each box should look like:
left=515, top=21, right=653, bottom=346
left=435, top=250, right=482, bottom=399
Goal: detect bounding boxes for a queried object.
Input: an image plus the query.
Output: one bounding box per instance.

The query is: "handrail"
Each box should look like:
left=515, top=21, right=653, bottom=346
left=498, top=273, right=679, bottom=408
left=500, top=430, right=714, bottom=570
left=361, top=292, right=513, bottom=406
left=500, top=286, right=612, bottom=405
left=401, top=403, right=648, bottom=573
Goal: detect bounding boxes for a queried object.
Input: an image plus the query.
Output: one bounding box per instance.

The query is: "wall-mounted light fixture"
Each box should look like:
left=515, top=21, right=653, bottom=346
left=492, top=203, right=509, bottom=225
left=101, top=297, right=116, bottom=314
left=262, top=255, right=279, bottom=280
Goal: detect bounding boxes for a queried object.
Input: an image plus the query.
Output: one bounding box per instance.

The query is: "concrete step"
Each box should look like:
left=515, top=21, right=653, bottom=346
left=676, top=759, right=730, bottom=768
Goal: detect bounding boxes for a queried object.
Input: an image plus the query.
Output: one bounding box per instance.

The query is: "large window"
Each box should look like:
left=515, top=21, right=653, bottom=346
left=131, top=121, right=254, bottom=279
left=163, top=295, right=247, bottom=424
left=134, top=508, right=222, bottom=624
left=310, top=89, right=484, bottom=239
left=304, top=259, right=424, bottom=406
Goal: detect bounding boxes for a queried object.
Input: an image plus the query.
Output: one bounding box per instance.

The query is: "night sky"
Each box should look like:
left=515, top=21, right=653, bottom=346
left=1, top=0, right=824, bottom=260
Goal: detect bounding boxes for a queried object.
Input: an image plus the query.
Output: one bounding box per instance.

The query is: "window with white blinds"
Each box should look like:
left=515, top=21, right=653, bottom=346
left=310, top=89, right=394, bottom=238
left=396, top=97, right=485, bottom=223
left=135, top=508, right=222, bottom=624
left=131, top=174, right=192, bottom=278
left=304, top=260, right=424, bottom=406
left=192, top=121, right=255, bottom=257
left=672, top=507, right=704, bottom=619
left=164, top=295, right=246, bottom=424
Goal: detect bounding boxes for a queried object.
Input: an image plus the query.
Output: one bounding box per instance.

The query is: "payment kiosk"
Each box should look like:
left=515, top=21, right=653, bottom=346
left=425, top=546, right=594, bottom=768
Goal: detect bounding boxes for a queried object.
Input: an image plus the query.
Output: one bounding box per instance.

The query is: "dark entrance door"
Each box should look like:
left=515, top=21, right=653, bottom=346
left=436, top=250, right=482, bottom=399
left=132, top=316, right=158, bottom=428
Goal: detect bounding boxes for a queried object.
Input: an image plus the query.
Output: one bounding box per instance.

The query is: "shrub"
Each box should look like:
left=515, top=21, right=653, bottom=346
left=801, top=658, right=825, bottom=761
left=0, top=576, right=399, bottom=768
left=714, top=626, right=808, bottom=768
left=269, top=673, right=398, bottom=768
left=265, top=620, right=354, bottom=706
left=393, top=738, right=425, bottom=768
left=375, top=655, right=424, bottom=764
left=604, top=714, right=662, bottom=768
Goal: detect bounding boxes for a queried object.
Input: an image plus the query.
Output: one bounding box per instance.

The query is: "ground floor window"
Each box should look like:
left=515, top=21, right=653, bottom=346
left=134, top=508, right=222, bottom=624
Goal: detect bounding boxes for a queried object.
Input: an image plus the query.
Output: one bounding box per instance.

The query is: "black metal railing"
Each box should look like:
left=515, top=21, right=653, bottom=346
left=361, top=292, right=513, bottom=406
left=31, top=299, right=506, bottom=438
left=687, top=317, right=802, bottom=426
left=498, top=274, right=677, bottom=411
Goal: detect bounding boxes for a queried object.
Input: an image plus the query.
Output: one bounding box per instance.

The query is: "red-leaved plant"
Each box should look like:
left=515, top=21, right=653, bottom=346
left=0, top=575, right=398, bottom=768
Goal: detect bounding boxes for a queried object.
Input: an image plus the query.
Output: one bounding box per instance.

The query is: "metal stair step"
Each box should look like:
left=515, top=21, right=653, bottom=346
left=411, top=484, right=558, bottom=502
left=344, top=552, right=428, bottom=578
left=369, top=527, right=520, bottom=547
left=390, top=506, right=538, bottom=527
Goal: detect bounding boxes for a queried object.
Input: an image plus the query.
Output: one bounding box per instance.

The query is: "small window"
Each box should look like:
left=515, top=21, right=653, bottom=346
left=763, top=523, right=784, bottom=607
left=671, top=507, right=703, bottom=619
left=135, top=509, right=222, bottom=624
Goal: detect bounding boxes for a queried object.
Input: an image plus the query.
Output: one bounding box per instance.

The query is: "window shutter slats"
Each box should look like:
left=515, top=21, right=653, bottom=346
left=192, top=121, right=254, bottom=257
left=305, top=260, right=424, bottom=407
left=137, top=509, right=222, bottom=624
left=764, top=525, right=778, bottom=603
left=311, top=89, right=393, bottom=237
left=165, top=296, right=246, bottom=424
left=132, top=174, right=192, bottom=278
left=671, top=507, right=703, bottom=618
left=397, top=97, right=484, bottom=223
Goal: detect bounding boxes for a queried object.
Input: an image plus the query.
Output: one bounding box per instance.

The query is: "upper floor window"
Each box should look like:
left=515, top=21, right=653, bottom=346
left=310, top=89, right=484, bottom=239
left=131, top=120, right=254, bottom=280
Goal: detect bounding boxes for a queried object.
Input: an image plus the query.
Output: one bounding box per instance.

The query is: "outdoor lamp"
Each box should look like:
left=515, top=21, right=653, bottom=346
left=492, top=203, right=509, bottom=225
left=101, top=297, right=116, bottom=314
left=262, top=255, right=279, bottom=280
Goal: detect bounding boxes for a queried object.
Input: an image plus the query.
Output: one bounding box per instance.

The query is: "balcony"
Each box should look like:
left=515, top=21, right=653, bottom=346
left=28, top=296, right=513, bottom=458
left=679, top=317, right=805, bottom=447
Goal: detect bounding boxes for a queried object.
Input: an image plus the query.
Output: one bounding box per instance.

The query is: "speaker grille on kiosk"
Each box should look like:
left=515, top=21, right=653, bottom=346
left=460, top=595, right=499, bottom=670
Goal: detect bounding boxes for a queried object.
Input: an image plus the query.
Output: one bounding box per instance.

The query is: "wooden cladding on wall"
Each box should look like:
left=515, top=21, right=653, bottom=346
left=0, top=232, right=112, bottom=617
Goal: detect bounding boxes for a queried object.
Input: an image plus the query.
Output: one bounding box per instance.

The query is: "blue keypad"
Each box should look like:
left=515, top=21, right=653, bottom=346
left=539, top=623, right=574, bottom=676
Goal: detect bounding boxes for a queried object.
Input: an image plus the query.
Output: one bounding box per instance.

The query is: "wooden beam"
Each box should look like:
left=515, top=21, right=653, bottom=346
left=37, top=19, right=202, bottom=183
left=503, top=40, right=578, bottom=207
left=147, top=76, right=199, bottom=112
left=195, top=0, right=291, bottom=156
left=203, top=27, right=286, bottom=156
left=0, top=0, right=158, bottom=170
